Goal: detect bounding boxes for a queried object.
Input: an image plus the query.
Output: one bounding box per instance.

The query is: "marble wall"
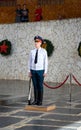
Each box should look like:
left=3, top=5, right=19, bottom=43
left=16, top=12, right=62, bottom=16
left=0, top=19, right=81, bottom=84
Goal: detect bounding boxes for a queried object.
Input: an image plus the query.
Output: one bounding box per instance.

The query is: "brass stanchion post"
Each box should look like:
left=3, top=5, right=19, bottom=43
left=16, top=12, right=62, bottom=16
left=69, top=73, right=72, bottom=102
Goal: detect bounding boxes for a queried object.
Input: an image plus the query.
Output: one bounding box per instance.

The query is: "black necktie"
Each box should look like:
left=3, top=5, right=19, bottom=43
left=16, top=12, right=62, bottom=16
left=34, top=49, right=38, bottom=64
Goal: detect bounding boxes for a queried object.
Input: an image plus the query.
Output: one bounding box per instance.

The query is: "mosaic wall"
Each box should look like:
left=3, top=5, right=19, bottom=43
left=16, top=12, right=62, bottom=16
left=0, top=19, right=81, bottom=83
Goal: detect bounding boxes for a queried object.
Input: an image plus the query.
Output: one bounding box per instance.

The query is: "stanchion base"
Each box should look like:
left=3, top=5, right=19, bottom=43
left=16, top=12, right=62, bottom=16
left=24, top=104, right=56, bottom=112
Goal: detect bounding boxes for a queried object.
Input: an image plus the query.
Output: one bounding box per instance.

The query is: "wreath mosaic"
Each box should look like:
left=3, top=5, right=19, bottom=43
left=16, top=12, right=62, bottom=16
left=41, top=39, right=54, bottom=57
left=0, top=39, right=12, bottom=56
left=77, top=41, right=81, bottom=57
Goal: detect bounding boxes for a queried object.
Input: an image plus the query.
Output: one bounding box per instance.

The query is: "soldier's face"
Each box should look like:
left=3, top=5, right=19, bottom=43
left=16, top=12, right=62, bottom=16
left=35, top=39, right=42, bottom=48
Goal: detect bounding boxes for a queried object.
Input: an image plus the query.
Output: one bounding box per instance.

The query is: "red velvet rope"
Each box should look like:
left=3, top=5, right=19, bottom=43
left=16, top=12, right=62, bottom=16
left=44, top=75, right=69, bottom=89
left=72, top=75, right=81, bottom=86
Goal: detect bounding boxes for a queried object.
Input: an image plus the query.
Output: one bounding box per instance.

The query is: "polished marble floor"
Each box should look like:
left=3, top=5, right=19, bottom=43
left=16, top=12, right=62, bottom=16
left=0, top=80, right=81, bottom=130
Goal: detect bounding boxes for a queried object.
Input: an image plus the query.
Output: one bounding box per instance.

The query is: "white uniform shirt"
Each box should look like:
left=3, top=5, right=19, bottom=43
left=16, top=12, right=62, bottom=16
left=28, top=47, right=48, bottom=73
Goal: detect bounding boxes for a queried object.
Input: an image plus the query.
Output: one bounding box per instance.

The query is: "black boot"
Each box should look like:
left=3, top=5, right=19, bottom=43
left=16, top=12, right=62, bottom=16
left=37, top=91, right=43, bottom=106
left=32, top=90, right=38, bottom=105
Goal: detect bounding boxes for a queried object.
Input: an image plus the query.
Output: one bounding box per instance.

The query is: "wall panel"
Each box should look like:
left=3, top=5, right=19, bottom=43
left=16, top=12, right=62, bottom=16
left=0, top=0, right=81, bottom=23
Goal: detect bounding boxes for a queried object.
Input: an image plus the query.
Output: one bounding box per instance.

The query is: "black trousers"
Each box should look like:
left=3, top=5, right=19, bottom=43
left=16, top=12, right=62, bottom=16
left=31, top=70, right=44, bottom=92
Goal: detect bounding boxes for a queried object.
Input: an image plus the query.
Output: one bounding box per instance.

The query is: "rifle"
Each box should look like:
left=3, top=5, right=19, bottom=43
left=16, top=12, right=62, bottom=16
left=28, top=78, right=32, bottom=105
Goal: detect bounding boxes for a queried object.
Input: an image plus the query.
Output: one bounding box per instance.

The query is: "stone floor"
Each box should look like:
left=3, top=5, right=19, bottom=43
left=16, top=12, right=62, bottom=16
left=0, top=80, right=81, bottom=130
